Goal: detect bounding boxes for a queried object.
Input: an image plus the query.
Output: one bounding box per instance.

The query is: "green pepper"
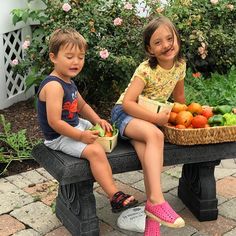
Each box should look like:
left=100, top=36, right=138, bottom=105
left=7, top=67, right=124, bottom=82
left=208, top=114, right=225, bottom=126
left=213, top=105, right=232, bottom=115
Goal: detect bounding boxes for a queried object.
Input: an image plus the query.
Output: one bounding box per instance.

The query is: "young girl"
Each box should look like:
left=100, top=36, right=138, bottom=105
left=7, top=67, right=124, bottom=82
left=37, top=28, right=138, bottom=214
left=111, top=16, right=185, bottom=234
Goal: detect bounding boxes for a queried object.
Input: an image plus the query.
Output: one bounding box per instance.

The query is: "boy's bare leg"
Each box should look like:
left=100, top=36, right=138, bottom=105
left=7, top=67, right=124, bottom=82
left=82, top=143, right=117, bottom=198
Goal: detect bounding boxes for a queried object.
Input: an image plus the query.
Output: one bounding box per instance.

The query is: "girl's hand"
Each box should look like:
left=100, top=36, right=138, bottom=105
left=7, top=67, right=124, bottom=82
left=80, top=130, right=99, bottom=144
left=97, top=119, right=113, bottom=132
left=155, top=110, right=170, bottom=126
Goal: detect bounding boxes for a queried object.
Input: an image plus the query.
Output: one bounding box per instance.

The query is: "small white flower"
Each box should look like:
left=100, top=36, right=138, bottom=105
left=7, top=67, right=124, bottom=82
left=22, top=40, right=30, bottom=49
left=62, top=3, right=71, bottom=12
left=12, top=58, right=19, bottom=65
left=210, top=0, right=218, bottom=5
left=99, top=49, right=109, bottom=59
left=226, top=4, right=234, bottom=11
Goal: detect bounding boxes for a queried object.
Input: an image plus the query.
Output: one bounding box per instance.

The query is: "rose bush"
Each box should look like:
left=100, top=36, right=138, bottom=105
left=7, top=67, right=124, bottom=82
left=11, top=0, right=235, bottom=105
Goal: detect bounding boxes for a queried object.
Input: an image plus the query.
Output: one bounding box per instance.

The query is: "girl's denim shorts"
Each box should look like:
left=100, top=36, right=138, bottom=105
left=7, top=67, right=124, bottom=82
left=111, top=104, right=133, bottom=139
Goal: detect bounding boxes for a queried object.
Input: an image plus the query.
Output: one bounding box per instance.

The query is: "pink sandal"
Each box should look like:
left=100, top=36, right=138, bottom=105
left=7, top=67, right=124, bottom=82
left=145, top=200, right=185, bottom=228
left=144, top=217, right=160, bottom=236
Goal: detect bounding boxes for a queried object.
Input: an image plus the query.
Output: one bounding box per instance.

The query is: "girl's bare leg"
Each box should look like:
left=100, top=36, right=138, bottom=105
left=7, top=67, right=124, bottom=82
left=125, top=118, right=165, bottom=204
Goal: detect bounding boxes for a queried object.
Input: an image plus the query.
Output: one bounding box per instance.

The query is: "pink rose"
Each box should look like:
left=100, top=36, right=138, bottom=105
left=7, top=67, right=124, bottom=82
left=99, top=49, right=109, bottom=59
left=62, top=3, right=71, bottom=12
left=113, top=17, right=123, bottom=26
left=210, top=0, right=218, bottom=5
left=12, top=58, right=19, bottom=65
left=124, top=3, right=133, bottom=10
left=22, top=40, right=30, bottom=49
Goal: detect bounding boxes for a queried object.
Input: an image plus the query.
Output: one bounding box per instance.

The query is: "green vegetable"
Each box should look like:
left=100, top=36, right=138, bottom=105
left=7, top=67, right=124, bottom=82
left=90, top=124, right=105, bottom=137
left=223, top=113, right=236, bottom=126
left=208, top=115, right=225, bottom=127
left=213, top=105, right=232, bottom=115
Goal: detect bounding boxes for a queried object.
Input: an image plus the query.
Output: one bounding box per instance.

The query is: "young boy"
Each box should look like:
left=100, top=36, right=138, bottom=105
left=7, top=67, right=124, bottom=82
left=37, top=28, right=137, bottom=212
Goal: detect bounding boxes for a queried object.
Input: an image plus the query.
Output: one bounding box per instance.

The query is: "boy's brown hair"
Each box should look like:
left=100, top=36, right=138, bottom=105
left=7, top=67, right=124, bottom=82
left=49, top=28, right=87, bottom=56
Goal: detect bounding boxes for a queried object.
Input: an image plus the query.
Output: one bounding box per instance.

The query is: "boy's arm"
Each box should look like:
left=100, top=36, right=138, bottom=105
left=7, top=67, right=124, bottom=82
left=77, top=92, right=112, bottom=131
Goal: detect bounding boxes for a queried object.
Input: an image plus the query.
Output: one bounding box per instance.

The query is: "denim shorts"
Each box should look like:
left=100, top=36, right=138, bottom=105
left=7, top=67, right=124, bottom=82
left=111, top=104, right=133, bottom=139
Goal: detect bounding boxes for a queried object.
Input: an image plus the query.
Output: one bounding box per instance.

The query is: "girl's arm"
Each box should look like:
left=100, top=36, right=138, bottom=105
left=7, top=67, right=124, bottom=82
left=172, top=79, right=185, bottom=104
left=78, top=92, right=112, bottom=131
left=123, top=77, right=161, bottom=124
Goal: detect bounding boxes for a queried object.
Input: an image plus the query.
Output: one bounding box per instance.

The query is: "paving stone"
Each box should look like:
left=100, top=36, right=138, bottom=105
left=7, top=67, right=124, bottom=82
left=161, top=224, right=197, bottom=236
left=0, top=178, right=18, bottom=193
left=161, top=172, right=179, bottom=192
left=165, top=165, right=183, bottom=179
left=223, top=227, right=236, bottom=236
left=20, top=170, right=47, bottom=184
left=114, top=171, right=143, bottom=185
left=219, top=198, right=236, bottom=220
left=216, top=176, right=236, bottom=198
left=102, top=230, right=127, bottom=236
left=164, top=192, right=185, bottom=212
left=180, top=208, right=236, bottom=235
left=6, top=174, right=33, bottom=188
left=23, top=181, right=58, bottom=206
left=12, top=229, right=41, bottom=236
left=45, top=226, right=71, bottom=236
left=94, top=191, right=108, bottom=209
left=36, top=168, right=55, bottom=181
left=214, top=167, right=236, bottom=180
left=217, top=194, right=228, bottom=205
left=169, top=187, right=178, bottom=197
left=0, top=189, right=34, bottom=215
left=99, top=221, right=114, bottom=235
left=0, top=214, right=25, bottom=236
left=10, top=201, right=61, bottom=235
left=219, top=159, right=236, bottom=169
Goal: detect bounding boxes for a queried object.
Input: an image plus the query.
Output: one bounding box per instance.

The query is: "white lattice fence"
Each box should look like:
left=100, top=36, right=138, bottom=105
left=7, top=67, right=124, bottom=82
left=0, top=0, right=44, bottom=109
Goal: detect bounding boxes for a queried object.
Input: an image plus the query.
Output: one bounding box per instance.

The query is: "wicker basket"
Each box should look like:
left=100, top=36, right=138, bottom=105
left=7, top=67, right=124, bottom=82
left=162, top=125, right=236, bottom=145
left=96, top=132, right=118, bottom=153
left=138, top=95, right=173, bottom=113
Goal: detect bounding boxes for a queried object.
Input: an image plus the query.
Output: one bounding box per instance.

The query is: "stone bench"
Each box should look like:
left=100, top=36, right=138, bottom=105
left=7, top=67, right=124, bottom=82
left=31, top=140, right=236, bottom=236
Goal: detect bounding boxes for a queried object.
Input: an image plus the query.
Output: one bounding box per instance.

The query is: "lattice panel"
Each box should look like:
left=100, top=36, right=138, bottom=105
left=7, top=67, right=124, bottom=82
left=3, top=29, right=25, bottom=98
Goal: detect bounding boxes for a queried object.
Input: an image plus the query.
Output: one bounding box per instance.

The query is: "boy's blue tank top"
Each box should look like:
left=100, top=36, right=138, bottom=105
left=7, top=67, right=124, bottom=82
left=37, top=76, right=79, bottom=140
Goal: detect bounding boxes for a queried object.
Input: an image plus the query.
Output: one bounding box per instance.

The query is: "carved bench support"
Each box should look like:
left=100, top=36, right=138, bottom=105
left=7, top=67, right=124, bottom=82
left=56, top=180, right=99, bottom=236
left=178, top=160, right=220, bottom=221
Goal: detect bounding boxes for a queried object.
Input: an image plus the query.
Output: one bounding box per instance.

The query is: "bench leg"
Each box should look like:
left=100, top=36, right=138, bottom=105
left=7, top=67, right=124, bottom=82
left=178, top=160, right=220, bottom=221
left=55, top=180, right=99, bottom=236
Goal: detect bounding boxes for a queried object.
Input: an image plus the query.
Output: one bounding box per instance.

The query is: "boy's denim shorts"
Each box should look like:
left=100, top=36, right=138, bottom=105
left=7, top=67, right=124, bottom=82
left=111, top=104, right=133, bottom=139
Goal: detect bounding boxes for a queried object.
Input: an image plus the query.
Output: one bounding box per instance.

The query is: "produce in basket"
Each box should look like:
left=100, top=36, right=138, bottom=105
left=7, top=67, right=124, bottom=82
left=89, top=123, right=118, bottom=137
left=168, top=102, right=235, bottom=129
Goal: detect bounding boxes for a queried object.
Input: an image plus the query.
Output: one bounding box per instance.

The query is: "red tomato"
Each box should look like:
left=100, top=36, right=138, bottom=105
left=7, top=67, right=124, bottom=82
left=105, top=131, right=113, bottom=137
left=202, top=107, right=213, bottom=119
left=191, top=115, right=208, bottom=128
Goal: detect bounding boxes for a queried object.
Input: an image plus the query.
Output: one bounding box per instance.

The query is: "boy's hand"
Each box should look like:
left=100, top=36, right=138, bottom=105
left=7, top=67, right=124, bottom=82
left=80, top=130, right=99, bottom=144
left=97, top=119, right=113, bottom=132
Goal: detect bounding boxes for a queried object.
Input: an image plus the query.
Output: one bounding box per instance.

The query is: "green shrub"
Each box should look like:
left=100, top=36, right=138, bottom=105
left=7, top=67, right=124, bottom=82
left=164, top=0, right=236, bottom=76
left=11, top=0, right=235, bottom=105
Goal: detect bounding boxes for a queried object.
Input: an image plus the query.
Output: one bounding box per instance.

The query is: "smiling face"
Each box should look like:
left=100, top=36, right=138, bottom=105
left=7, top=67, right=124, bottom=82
left=50, top=43, right=85, bottom=81
left=148, top=24, right=180, bottom=69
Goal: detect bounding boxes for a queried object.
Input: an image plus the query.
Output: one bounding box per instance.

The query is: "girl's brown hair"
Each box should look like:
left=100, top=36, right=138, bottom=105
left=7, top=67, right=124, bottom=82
left=143, top=16, right=183, bottom=69
left=49, top=28, right=87, bottom=56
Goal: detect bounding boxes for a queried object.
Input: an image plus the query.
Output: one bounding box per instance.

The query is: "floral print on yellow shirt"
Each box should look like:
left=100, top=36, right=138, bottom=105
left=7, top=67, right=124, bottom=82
left=116, top=59, right=186, bottom=104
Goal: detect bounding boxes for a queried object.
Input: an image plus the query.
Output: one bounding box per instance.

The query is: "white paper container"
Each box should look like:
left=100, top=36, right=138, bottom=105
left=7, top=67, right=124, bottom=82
left=138, top=95, right=173, bottom=113
left=96, top=132, right=118, bottom=153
